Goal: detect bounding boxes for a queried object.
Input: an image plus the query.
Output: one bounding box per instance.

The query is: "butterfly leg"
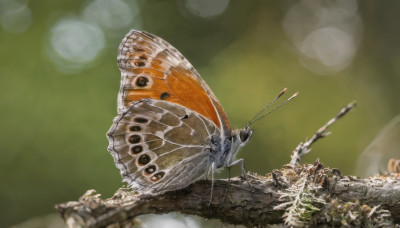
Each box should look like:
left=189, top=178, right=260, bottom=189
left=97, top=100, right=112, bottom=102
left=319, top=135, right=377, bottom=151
left=219, top=167, right=231, bottom=207
left=205, top=169, right=209, bottom=180
left=205, top=151, right=216, bottom=181
left=227, top=158, right=254, bottom=191
left=208, top=162, right=216, bottom=206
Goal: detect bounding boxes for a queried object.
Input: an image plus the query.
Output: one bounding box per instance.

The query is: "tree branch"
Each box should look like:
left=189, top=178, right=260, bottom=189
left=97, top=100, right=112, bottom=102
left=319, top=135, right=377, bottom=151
left=56, top=162, right=400, bottom=227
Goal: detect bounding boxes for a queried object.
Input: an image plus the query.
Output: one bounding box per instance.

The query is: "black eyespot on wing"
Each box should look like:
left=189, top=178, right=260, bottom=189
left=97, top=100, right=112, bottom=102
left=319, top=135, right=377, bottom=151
left=131, top=145, right=143, bottom=154
left=135, top=61, right=146, bottom=67
left=138, top=154, right=151, bottom=165
left=145, top=165, right=156, bottom=174
left=136, top=76, right=149, bottom=87
left=128, top=135, right=141, bottom=144
left=134, top=117, right=148, bottom=123
left=150, top=171, right=165, bottom=182
left=160, top=92, right=170, bottom=100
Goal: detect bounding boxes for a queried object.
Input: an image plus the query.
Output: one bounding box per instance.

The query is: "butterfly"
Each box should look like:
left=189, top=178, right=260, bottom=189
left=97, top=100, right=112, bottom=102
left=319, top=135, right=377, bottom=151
left=107, top=29, right=296, bottom=195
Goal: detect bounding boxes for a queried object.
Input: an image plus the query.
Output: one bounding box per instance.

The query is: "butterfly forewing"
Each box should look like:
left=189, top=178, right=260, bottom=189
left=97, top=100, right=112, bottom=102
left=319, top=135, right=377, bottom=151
left=117, top=30, right=231, bottom=131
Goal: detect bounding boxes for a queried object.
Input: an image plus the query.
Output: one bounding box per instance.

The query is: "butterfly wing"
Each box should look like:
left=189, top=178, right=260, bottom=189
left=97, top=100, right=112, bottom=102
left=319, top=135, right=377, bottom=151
left=107, top=30, right=231, bottom=193
left=107, top=99, right=220, bottom=193
left=116, top=30, right=231, bottom=134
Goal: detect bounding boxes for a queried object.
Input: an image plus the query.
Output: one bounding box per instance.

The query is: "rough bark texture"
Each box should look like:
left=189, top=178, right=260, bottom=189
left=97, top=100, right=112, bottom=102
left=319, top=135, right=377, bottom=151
left=55, top=160, right=400, bottom=228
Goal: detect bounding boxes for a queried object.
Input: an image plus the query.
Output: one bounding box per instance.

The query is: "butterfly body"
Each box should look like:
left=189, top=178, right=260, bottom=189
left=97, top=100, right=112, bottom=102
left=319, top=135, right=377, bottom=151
left=107, top=30, right=252, bottom=194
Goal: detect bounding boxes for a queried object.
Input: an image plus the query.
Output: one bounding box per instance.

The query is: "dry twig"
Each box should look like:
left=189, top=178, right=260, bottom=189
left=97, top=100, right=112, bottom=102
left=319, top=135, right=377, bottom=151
left=289, top=101, right=357, bottom=167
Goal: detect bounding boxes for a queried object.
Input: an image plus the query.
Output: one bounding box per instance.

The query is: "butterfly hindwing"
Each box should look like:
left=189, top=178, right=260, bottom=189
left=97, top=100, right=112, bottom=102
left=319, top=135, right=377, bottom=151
left=107, top=99, right=220, bottom=193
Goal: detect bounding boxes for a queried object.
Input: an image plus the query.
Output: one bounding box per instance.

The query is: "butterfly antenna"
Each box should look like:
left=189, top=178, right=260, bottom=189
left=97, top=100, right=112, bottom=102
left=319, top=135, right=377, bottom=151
left=247, top=91, right=299, bottom=126
left=247, top=88, right=288, bottom=125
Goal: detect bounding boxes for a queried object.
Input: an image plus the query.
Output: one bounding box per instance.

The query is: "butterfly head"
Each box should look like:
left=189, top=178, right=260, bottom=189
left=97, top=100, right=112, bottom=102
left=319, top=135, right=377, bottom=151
left=232, top=126, right=253, bottom=148
left=239, top=126, right=253, bottom=145
left=227, top=126, right=253, bottom=165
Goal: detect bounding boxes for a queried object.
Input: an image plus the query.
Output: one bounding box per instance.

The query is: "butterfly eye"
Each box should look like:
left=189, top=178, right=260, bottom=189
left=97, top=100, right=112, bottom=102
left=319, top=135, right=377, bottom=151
left=239, top=131, right=248, bottom=142
left=239, top=129, right=253, bottom=143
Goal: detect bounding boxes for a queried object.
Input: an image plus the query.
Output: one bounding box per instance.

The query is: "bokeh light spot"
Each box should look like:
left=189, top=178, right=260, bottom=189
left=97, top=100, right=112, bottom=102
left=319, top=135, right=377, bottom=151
left=47, top=18, right=105, bottom=73
left=83, top=0, right=140, bottom=33
left=0, top=0, right=32, bottom=34
left=282, top=0, right=363, bottom=75
left=300, top=27, right=355, bottom=68
left=185, top=0, right=230, bottom=18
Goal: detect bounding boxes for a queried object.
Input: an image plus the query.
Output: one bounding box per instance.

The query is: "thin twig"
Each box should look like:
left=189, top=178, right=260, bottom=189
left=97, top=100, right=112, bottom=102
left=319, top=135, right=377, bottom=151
left=289, top=101, right=357, bottom=167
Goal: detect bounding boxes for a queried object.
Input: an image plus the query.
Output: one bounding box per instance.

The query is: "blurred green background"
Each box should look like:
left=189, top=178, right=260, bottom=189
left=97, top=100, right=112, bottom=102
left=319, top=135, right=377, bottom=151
left=1, top=0, right=400, bottom=227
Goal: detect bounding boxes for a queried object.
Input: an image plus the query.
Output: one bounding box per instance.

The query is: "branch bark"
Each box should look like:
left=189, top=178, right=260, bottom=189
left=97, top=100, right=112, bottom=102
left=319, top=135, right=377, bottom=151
left=55, top=162, right=400, bottom=227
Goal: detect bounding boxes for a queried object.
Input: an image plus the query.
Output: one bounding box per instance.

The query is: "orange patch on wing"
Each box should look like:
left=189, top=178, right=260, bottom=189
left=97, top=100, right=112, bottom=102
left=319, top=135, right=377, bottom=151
left=150, top=58, right=166, bottom=72
left=124, top=90, right=180, bottom=107
left=123, top=66, right=221, bottom=128
left=166, top=67, right=220, bottom=128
